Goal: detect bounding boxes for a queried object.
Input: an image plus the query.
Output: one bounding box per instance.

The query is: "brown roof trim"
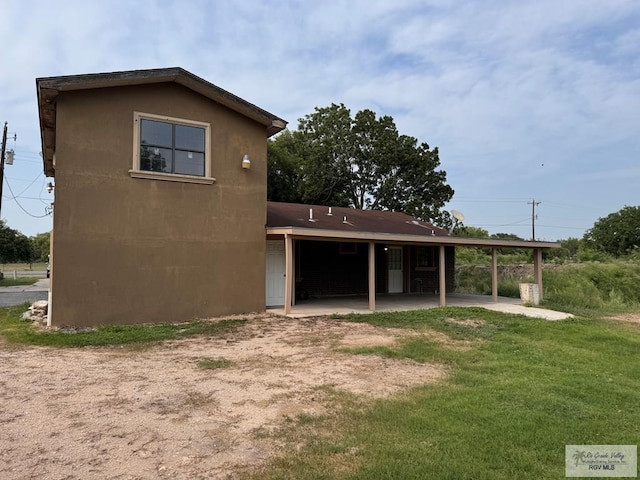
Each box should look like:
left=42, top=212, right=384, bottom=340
left=266, top=226, right=560, bottom=249
left=36, top=67, right=287, bottom=176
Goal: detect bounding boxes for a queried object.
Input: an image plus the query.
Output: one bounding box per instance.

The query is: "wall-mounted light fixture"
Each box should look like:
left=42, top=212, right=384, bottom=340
left=241, top=154, right=251, bottom=170
left=47, top=182, right=55, bottom=194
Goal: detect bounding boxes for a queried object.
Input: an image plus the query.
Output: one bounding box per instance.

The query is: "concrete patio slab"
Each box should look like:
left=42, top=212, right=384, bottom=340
left=268, top=293, right=573, bottom=321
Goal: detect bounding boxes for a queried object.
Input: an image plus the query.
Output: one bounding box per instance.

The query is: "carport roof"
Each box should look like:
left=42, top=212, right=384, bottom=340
left=267, top=201, right=450, bottom=236
left=266, top=202, right=559, bottom=249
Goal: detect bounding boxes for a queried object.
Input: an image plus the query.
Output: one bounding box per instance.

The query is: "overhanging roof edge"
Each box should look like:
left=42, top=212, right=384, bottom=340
left=266, top=227, right=560, bottom=249
left=36, top=67, right=288, bottom=176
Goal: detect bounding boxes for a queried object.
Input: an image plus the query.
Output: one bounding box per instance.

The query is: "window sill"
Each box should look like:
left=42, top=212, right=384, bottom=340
left=129, top=170, right=216, bottom=185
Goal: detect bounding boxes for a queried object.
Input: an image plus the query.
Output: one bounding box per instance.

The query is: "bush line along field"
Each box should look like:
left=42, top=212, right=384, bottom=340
left=455, top=260, right=640, bottom=314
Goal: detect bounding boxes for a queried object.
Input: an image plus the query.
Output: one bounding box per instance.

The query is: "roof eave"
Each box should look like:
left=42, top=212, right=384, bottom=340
left=36, top=67, right=288, bottom=176
left=37, top=86, right=57, bottom=177
left=266, top=226, right=560, bottom=249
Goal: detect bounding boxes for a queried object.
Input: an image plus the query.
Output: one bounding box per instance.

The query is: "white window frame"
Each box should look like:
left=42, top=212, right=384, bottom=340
left=129, top=111, right=215, bottom=184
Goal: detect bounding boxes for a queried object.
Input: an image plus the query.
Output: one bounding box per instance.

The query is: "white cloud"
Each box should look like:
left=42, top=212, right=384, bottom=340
left=0, top=0, right=638, bottom=239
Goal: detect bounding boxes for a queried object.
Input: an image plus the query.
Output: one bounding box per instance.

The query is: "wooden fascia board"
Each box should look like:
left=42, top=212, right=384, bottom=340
left=265, top=227, right=560, bottom=249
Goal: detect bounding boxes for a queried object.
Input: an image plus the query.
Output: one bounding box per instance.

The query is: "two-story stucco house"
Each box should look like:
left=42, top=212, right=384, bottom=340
left=38, top=67, right=558, bottom=327
left=38, top=68, right=286, bottom=327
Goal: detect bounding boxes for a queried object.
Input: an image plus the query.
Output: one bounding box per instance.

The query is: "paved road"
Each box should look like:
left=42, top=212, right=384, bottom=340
left=0, top=279, right=49, bottom=307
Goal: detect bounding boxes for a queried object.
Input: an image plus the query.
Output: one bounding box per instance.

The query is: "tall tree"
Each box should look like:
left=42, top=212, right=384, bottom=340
left=583, top=205, right=640, bottom=257
left=31, top=232, right=51, bottom=262
left=267, top=131, right=303, bottom=204
left=0, top=220, right=34, bottom=264
left=268, top=104, right=454, bottom=225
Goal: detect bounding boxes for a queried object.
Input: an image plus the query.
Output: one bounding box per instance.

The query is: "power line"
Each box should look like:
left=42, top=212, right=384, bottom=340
left=536, top=224, right=587, bottom=230
left=15, top=173, right=44, bottom=197
left=2, top=195, right=50, bottom=201
left=2, top=176, right=51, bottom=218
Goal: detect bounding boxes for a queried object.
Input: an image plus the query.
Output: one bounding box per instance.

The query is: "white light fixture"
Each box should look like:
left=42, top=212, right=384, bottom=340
left=47, top=182, right=55, bottom=194
left=241, top=154, right=251, bottom=170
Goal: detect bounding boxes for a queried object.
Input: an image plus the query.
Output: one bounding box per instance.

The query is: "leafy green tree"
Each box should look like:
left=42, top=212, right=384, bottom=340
left=490, top=232, right=523, bottom=241
left=0, top=220, right=18, bottom=264
left=0, top=220, right=34, bottom=264
left=583, top=206, right=640, bottom=257
left=15, top=234, right=35, bottom=266
left=268, top=103, right=454, bottom=225
left=544, top=237, right=584, bottom=263
left=458, top=226, right=489, bottom=238
left=490, top=232, right=527, bottom=257
left=267, top=131, right=303, bottom=203
left=31, top=232, right=51, bottom=262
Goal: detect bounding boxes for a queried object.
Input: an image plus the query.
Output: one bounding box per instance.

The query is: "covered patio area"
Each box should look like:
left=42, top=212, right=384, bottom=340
left=267, top=293, right=572, bottom=321
left=266, top=202, right=560, bottom=316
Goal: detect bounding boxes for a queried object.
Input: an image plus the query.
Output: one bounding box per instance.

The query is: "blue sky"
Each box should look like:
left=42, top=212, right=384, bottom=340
left=0, top=0, right=638, bottom=241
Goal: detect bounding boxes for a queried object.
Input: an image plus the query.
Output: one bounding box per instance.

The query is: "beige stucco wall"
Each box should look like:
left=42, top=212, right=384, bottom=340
left=50, top=83, right=268, bottom=326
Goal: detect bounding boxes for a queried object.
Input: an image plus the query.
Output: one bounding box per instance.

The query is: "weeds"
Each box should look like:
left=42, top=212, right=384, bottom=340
left=197, top=357, right=232, bottom=370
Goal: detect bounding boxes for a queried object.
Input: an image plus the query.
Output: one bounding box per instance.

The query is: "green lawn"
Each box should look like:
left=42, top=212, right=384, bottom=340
left=252, top=308, right=640, bottom=479
left=0, top=261, right=47, bottom=284
left=0, top=277, right=37, bottom=287
left=0, top=304, right=246, bottom=348
left=0, top=262, right=47, bottom=272
left=1, top=302, right=638, bottom=478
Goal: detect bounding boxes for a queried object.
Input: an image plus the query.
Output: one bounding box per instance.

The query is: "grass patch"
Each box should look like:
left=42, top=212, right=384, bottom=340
left=254, top=308, right=640, bottom=479
left=336, top=307, right=501, bottom=341
left=0, top=277, right=37, bottom=287
left=197, top=357, right=233, bottom=370
left=0, top=304, right=245, bottom=348
left=0, top=262, right=47, bottom=272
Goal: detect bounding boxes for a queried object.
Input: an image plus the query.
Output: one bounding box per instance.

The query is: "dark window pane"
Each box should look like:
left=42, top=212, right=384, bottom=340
left=141, top=119, right=172, bottom=148
left=175, top=124, right=205, bottom=151
left=174, top=150, right=205, bottom=176
left=140, top=145, right=172, bottom=173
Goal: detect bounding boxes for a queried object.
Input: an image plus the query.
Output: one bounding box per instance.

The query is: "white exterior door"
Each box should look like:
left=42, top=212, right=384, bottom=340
left=388, top=246, right=403, bottom=293
left=266, top=240, right=286, bottom=306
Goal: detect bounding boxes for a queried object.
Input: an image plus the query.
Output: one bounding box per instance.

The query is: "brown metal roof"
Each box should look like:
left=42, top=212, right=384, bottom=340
left=267, top=202, right=450, bottom=236
left=37, top=67, right=287, bottom=177
left=266, top=201, right=560, bottom=249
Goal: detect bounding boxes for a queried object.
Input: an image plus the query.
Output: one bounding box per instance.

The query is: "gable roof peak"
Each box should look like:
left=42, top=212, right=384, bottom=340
left=36, top=67, right=287, bottom=176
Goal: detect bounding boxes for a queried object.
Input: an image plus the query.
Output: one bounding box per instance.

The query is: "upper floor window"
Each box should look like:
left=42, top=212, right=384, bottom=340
left=131, top=112, right=214, bottom=184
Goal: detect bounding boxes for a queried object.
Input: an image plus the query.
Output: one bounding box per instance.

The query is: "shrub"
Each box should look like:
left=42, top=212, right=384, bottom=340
left=544, top=262, right=640, bottom=312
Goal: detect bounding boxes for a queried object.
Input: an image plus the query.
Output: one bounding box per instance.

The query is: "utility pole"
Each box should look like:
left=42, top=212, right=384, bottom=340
left=529, top=199, right=541, bottom=241
left=0, top=121, right=8, bottom=220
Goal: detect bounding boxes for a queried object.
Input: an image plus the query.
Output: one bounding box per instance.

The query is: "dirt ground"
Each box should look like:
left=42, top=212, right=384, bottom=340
left=0, top=314, right=448, bottom=480
left=609, top=313, right=640, bottom=324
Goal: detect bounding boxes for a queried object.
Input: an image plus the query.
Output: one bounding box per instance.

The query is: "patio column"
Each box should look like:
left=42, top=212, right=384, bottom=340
left=368, top=242, right=376, bottom=311
left=533, top=248, right=543, bottom=301
left=291, top=240, right=296, bottom=306
left=491, top=247, right=498, bottom=302
left=284, top=234, right=294, bottom=314
left=439, top=245, right=446, bottom=307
